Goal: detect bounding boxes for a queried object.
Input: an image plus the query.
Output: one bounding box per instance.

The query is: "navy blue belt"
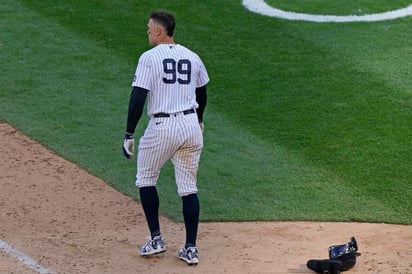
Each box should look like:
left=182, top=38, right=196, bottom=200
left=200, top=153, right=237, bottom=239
left=153, top=108, right=195, bottom=118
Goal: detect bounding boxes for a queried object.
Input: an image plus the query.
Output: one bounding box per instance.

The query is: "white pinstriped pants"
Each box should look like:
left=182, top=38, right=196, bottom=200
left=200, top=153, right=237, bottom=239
left=135, top=112, right=203, bottom=196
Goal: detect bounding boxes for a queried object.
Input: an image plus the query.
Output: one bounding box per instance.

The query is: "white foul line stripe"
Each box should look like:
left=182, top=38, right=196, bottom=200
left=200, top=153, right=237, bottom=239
left=0, top=239, right=54, bottom=274
left=242, top=0, right=412, bottom=22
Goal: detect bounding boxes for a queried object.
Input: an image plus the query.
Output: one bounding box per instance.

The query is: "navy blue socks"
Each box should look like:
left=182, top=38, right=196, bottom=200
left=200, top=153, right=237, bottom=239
left=139, top=186, right=160, bottom=238
left=182, top=193, right=200, bottom=248
left=140, top=187, right=200, bottom=247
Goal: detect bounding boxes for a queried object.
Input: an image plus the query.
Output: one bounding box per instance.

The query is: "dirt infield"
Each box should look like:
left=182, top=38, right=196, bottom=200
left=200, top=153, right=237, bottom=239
left=1, top=121, right=411, bottom=273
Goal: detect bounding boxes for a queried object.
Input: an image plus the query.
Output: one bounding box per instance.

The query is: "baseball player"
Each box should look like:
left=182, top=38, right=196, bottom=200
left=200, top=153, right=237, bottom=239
left=122, top=10, right=209, bottom=265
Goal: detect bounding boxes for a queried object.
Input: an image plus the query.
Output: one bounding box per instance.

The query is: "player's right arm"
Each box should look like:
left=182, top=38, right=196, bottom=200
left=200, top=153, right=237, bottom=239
left=126, top=86, right=149, bottom=135
left=122, top=86, right=148, bottom=159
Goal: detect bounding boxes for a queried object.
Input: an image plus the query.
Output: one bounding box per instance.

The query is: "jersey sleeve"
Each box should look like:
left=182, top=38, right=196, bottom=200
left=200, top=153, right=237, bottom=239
left=131, top=53, right=153, bottom=90
left=196, top=58, right=210, bottom=88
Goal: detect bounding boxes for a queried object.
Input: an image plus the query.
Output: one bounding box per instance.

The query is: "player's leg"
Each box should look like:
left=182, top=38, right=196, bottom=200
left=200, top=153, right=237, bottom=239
left=139, top=186, right=160, bottom=236
left=173, top=143, right=201, bottom=248
left=178, top=193, right=200, bottom=265
left=171, top=120, right=203, bottom=197
left=172, top=114, right=203, bottom=196
left=136, top=118, right=178, bottom=255
left=138, top=186, right=167, bottom=256
left=172, top=115, right=203, bottom=264
left=182, top=193, right=200, bottom=247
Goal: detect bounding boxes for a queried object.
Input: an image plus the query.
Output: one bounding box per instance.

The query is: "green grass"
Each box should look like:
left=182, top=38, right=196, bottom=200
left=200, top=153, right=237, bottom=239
left=1, top=0, right=411, bottom=224
left=265, top=0, right=412, bottom=14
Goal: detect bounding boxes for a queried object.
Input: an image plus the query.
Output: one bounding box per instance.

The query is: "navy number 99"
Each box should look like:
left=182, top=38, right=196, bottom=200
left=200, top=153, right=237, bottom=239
left=163, top=59, right=191, bottom=85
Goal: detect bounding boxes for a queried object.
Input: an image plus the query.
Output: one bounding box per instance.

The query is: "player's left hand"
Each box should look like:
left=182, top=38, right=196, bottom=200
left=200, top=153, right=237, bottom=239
left=122, top=134, right=135, bottom=159
left=199, top=122, right=204, bottom=134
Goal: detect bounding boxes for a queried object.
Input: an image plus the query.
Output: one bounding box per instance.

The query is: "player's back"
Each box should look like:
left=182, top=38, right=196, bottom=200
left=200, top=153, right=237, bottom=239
left=135, top=44, right=208, bottom=115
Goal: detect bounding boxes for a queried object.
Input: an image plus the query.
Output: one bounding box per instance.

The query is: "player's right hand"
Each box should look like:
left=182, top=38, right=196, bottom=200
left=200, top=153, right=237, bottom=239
left=122, top=134, right=135, bottom=159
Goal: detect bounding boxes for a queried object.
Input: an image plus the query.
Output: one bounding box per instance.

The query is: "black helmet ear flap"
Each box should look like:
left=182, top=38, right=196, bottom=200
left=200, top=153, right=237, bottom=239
left=329, top=236, right=360, bottom=259
left=307, top=237, right=361, bottom=273
left=328, top=237, right=361, bottom=271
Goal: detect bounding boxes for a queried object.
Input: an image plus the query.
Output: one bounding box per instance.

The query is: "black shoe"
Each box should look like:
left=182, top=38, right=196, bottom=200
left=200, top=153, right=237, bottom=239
left=307, top=259, right=342, bottom=274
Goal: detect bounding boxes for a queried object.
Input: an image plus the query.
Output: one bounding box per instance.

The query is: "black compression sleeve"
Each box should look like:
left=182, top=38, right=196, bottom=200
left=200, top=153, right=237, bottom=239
left=126, top=86, right=148, bottom=135
left=195, top=85, right=207, bottom=123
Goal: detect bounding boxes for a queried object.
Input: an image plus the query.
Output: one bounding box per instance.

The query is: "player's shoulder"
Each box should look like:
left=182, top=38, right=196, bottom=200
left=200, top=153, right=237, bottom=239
left=174, top=44, right=205, bottom=66
left=176, top=44, right=200, bottom=57
left=137, top=47, right=165, bottom=67
left=139, top=44, right=175, bottom=60
left=138, top=47, right=157, bottom=61
left=138, top=44, right=203, bottom=64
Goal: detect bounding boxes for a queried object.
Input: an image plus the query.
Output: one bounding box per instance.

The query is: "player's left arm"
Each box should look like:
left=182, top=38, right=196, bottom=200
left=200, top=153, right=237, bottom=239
left=195, top=85, right=207, bottom=124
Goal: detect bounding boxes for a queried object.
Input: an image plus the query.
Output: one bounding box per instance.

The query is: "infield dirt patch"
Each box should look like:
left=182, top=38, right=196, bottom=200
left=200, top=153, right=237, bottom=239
left=1, top=122, right=411, bottom=273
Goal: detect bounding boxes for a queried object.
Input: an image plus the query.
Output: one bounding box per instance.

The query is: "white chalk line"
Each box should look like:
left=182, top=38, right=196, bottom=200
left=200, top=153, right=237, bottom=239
left=243, top=0, right=412, bottom=22
left=0, top=239, right=54, bottom=274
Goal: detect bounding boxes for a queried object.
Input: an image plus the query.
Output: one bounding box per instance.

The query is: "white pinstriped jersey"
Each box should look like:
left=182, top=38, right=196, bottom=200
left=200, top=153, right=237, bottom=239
left=132, top=44, right=209, bottom=116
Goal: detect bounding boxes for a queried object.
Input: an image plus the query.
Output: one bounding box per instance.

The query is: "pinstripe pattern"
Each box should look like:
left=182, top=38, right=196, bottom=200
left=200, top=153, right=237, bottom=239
left=132, top=44, right=209, bottom=115
left=132, top=43, right=209, bottom=196
left=136, top=113, right=203, bottom=196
